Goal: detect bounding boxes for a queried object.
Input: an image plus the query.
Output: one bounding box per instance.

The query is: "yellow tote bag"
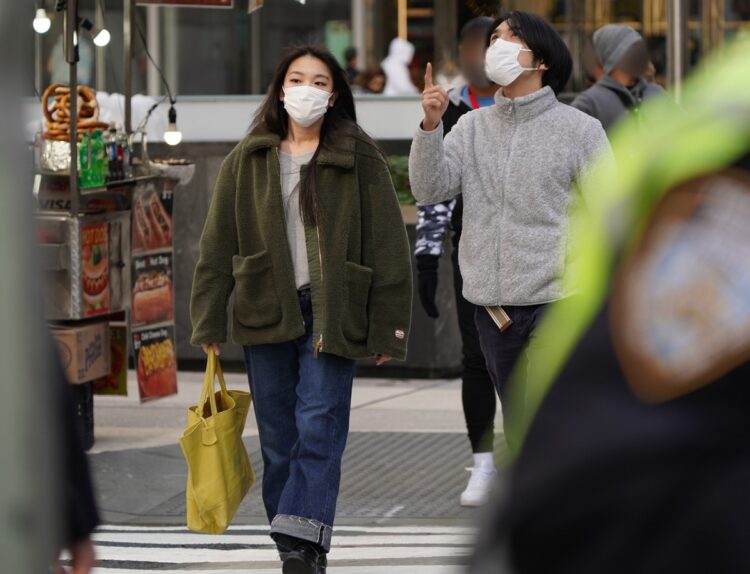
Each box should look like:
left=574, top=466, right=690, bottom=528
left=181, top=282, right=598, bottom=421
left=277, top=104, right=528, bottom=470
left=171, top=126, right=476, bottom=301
left=180, top=350, right=255, bottom=534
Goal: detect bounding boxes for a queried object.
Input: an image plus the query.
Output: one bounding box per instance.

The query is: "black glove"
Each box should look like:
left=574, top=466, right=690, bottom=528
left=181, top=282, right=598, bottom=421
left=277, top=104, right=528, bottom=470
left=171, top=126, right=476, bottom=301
left=416, top=255, right=440, bottom=319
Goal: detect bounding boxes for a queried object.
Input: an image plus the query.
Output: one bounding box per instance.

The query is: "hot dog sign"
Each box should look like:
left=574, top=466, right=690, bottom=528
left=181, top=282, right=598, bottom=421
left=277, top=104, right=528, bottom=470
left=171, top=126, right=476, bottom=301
left=81, top=222, right=110, bottom=317
left=131, top=181, right=178, bottom=401
left=132, top=253, right=174, bottom=328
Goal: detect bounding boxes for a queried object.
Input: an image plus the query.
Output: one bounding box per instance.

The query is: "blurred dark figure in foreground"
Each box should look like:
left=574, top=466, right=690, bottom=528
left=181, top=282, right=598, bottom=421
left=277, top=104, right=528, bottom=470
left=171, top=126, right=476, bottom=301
left=470, top=38, right=750, bottom=574
left=53, top=341, right=101, bottom=573
left=572, top=24, right=666, bottom=132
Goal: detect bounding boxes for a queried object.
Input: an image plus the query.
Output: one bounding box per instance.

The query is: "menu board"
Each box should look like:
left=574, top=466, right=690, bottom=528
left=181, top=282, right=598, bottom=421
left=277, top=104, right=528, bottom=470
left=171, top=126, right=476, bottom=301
left=131, top=181, right=178, bottom=401
left=133, top=326, right=178, bottom=400
left=81, top=223, right=110, bottom=317
left=132, top=253, right=174, bottom=328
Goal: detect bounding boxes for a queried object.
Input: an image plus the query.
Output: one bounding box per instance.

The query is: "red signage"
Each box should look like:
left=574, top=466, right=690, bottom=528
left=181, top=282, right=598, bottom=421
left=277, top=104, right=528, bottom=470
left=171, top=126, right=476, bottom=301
left=136, top=0, right=233, bottom=7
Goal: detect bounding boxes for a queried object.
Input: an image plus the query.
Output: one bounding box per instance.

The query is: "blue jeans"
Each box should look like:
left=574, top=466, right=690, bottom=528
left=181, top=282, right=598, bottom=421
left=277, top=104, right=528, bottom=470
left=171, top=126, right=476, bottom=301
left=243, top=289, right=355, bottom=553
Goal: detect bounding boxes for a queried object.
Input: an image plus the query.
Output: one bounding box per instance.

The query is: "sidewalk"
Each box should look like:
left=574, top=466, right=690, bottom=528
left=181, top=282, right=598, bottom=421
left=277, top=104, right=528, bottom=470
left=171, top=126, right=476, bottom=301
left=91, top=371, right=493, bottom=454
left=89, top=372, right=505, bottom=528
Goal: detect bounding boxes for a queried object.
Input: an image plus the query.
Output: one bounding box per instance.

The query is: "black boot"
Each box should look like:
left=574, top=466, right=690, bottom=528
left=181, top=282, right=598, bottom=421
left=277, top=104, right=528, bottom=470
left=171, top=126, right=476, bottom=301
left=281, top=539, right=325, bottom=574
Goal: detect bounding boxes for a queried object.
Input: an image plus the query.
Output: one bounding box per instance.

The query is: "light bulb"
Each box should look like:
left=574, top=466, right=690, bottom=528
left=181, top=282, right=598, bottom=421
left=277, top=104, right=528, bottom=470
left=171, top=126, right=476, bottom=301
left=93, top=28, right=110, bottom=47
left=164, top=105, right=182, bottom=146
left=164, top=124, right=183, bottom=146
left=33, top=9, right=51, bottom=34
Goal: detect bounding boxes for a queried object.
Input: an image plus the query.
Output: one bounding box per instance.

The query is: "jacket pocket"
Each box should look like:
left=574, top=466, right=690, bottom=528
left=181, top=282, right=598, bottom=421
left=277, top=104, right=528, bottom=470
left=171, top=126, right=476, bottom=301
left=342, top=261, right=373, bottom=343
left=232, top=251, right=282, bottom=328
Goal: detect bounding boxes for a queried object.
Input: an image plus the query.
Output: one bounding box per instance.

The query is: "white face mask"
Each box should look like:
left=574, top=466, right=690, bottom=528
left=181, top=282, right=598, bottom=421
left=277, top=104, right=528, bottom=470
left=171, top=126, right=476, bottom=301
left=484, top=38, right=540, bottom=87
left=282, top=85, right=332, bottom=128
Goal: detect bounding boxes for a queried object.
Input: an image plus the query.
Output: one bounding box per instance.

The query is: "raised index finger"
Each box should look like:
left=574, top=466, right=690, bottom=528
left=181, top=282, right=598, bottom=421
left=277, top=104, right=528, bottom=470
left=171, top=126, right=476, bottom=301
left=424, top=62, right=434, bottom=90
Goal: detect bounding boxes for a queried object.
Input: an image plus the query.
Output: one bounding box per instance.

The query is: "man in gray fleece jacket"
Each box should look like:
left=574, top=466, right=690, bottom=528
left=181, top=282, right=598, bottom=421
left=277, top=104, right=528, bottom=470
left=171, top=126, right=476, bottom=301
left=409, top=11, right=611, bottom=449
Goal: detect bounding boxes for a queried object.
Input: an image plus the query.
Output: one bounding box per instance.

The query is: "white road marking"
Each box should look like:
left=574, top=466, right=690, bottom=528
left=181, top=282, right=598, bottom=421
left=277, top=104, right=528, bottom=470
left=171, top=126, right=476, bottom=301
left=90, top=524, right=476, bottom=573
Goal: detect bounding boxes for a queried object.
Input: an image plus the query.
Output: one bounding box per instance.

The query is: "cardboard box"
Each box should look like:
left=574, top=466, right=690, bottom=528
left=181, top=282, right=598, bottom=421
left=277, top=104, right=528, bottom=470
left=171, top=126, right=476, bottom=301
left=52, top=322, right=111, bottom=384
left=92, top=323, right=128, bottom=396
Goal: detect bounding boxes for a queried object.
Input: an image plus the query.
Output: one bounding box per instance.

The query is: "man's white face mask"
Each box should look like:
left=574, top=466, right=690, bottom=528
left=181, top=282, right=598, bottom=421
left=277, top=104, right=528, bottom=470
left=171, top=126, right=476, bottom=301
left=484, top=38, right=540, bottom=87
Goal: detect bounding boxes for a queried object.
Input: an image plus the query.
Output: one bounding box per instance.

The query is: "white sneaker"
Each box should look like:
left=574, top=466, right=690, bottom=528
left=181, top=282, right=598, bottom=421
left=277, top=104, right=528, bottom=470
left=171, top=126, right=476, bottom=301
left=460, top=466, right=496, bottom=507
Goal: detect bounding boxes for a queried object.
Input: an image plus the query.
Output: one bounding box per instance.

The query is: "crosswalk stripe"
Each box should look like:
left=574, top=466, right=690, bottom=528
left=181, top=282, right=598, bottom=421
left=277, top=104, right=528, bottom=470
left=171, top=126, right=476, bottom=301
left=93, top=532, right=476, bottom=547
left=88, top=524, right=477, bottom=573
left=95, top=524, right=476, bottom=535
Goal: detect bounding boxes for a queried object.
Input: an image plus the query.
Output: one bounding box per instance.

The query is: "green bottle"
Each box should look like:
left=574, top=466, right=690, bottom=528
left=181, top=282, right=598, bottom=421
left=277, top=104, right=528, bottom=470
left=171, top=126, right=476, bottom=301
left=79, top=131, right=92, bottom=188
left=80, top=131, right=107, bottom=188
left=92, top=130, right=107, bottom=186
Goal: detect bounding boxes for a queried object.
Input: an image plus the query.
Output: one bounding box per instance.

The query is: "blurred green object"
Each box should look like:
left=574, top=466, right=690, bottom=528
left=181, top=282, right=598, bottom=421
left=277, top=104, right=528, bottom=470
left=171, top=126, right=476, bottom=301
left=388, top=155, right=416, bottom=205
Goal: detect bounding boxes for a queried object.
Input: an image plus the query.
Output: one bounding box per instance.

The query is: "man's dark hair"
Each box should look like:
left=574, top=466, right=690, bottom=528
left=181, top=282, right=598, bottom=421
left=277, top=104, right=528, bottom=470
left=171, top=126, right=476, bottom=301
left=344, top=46, right=357, bottom=65
left=489, top=11, right=573, bottom=94
left=460, top=16, right=495, bottom=43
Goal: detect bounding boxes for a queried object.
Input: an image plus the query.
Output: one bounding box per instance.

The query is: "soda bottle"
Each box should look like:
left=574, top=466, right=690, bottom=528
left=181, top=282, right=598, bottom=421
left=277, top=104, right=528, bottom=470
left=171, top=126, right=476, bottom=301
left=105, top=125, right=121, bottom=182
left=116, top=124, right=133, bottom=180
left=92, top=130, right=107, bottom=186
left=79, top=131, right=93, bottom=188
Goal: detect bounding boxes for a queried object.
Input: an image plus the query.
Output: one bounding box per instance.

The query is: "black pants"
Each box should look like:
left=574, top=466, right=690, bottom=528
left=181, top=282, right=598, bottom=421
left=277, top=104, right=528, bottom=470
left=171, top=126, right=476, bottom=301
left=452, top=245, right=497, bottom=454
left=475, top=303, right=548, bottom=451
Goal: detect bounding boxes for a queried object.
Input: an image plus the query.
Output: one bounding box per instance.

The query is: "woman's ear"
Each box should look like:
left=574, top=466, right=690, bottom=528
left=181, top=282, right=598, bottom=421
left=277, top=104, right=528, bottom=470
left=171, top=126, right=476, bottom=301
left=328, top=91, right=338, bottom=108
left=279, top=86, right=285, bottom=102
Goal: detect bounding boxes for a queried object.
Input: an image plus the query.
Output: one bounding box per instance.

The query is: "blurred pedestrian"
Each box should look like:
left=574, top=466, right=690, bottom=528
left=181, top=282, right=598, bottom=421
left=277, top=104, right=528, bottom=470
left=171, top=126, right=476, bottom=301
left=434, top=55, right=464, bottom=91
left=53, top=339, right=100, bottom=574
left=190, top=45, right=412, bottom=574
left=381, top=38, right=420, bottom=95
left=414, top=16, right=500, bottom=507
left=409, top=11, right=611, bottom=451
left=352, top=66, right=386, bottom=94
left=344, top=46, right=359, bottom=84
left=572, top=24, right=666, bottom=132
left=470, top=37, right=750, bottom=574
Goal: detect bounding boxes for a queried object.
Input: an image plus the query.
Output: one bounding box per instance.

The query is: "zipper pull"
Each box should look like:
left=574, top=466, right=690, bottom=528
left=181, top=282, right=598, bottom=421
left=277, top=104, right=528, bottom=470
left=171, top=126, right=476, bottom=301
left=313, top=335, right=323, bottom=359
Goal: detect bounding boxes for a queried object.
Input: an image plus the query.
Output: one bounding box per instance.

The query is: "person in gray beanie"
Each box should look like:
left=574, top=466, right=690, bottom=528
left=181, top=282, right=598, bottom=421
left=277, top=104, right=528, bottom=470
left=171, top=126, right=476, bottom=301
left=571, top=24, right=666, bottom=133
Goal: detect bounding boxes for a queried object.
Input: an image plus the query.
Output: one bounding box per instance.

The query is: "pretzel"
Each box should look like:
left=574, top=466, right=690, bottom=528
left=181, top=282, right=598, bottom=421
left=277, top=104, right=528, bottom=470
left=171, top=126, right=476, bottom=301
left=42, top=83, right=102, bottom=140
left=42, top=83, right=65, bottom=123
left=78, top=119, right=109, bottom=131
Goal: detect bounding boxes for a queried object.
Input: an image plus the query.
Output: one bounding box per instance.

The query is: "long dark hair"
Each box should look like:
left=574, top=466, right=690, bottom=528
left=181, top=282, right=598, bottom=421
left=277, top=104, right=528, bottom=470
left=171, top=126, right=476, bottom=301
left=250, top=45, right=360, bottom=227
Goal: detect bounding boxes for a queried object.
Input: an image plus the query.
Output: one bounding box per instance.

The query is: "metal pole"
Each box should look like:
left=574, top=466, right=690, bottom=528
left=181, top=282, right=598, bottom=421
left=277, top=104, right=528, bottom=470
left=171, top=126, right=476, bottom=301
left=351, top=0, right=366, bottom=67
left=397, top=0, right=407, bottom=40
left=35, top=29, right=44, bottom=98
left=250, top=8, right=262, bottom=93
left=95, top=0, right=106, bottom=92
left=164, top=7, right=179, bottom=98
left=67, top=0, right=79, bottom=214
left=667, top=0, right=687, bottom=102
left=124, top=0, right=134, bottom=133
left=433, top=0, right=457, bottom=72
left=146, top=5, right=161, bottom=96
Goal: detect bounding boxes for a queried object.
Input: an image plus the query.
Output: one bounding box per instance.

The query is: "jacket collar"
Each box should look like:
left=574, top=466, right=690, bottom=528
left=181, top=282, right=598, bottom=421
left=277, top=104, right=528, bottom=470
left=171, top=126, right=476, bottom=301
left=494, top=85, right=558, bottom=122
left=597, top=75, right=647, bottom=102
left=241, top=131, right=356, bottom=169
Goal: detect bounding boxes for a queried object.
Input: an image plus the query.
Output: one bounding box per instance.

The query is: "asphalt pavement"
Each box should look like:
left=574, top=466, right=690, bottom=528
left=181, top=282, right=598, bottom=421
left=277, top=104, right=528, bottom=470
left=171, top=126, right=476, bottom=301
left=85, top=370, right=507, bottom=572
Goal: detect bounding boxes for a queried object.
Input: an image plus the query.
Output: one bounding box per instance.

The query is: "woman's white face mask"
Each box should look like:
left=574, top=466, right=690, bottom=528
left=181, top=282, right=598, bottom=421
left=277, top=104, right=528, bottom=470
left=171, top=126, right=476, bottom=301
left=283, top=85, right=332, bottom=128
left=484, top=38, right=540, bottom=87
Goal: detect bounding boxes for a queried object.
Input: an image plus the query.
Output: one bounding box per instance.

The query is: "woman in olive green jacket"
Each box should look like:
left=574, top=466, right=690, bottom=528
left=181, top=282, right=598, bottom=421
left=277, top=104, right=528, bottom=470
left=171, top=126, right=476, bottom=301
left=190, top=46, right=412, bottom=574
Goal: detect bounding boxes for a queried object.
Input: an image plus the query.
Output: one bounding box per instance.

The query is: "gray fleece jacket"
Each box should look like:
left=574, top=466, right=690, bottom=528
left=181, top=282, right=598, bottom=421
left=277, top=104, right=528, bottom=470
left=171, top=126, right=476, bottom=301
left=409, top=86, right=611, bottom=307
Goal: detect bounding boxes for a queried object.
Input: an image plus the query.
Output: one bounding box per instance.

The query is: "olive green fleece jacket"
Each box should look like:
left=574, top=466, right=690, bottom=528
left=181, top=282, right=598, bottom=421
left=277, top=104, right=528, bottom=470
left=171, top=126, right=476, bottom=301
left=190, top=130, right=413, bottom=361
